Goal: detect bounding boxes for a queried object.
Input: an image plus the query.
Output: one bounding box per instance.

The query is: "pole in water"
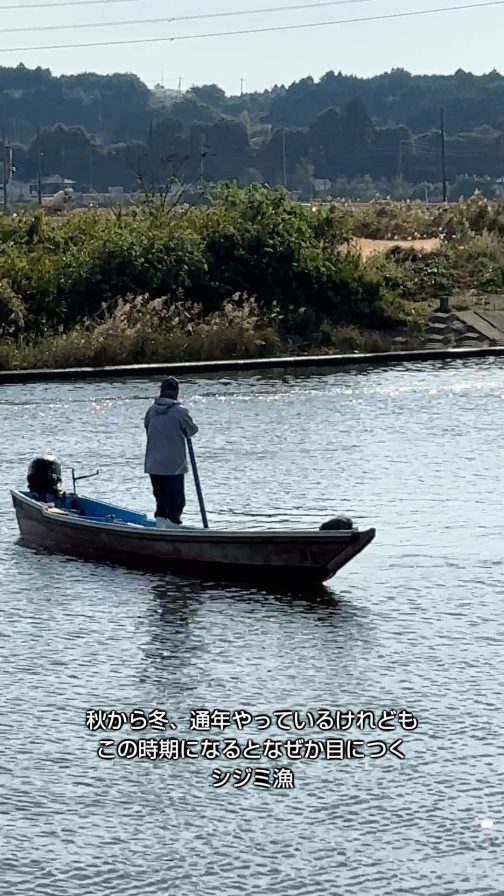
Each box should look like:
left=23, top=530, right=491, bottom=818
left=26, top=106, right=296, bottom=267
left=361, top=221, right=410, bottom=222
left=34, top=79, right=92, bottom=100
left=187, top=437, right=209, bottom=529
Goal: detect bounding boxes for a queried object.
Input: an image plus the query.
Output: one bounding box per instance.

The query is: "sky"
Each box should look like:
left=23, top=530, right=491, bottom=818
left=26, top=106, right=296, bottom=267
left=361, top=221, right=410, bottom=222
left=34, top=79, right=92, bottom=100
left=1, top=0, right=504, bottom=93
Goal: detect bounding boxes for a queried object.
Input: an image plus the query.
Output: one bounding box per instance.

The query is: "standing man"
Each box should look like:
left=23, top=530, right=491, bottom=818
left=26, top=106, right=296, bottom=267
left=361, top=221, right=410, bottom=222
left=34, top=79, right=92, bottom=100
left=144, top=376, right=198, bottom=528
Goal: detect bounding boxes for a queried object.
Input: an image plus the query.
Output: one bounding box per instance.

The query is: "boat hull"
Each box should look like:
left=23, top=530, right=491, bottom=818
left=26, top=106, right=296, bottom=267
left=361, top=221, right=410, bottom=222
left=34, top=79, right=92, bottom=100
left=11, top=490, right=375, bottom=584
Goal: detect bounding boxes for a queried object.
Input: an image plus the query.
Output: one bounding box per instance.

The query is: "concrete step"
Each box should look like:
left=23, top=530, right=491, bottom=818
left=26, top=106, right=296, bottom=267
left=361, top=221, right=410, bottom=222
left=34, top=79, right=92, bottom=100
left=423, top=333, right=453, bottom=345
left=456, top=330, right=488, bottom=343
left=426, top=322, right=453, bottom=336
left=428, top=312, right=459, bottom=325
left=457, top=339, right=491, bottom=348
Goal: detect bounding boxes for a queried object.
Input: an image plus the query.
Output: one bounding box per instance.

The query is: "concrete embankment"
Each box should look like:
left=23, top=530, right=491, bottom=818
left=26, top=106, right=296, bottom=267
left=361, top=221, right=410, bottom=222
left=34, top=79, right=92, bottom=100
left=0, top=345, right=503, bottom=384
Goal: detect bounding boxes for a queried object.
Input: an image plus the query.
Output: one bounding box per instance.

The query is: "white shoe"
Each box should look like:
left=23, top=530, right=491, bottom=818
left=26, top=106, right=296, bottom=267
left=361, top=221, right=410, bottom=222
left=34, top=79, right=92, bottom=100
left=155, top=517, right=167, bottom=528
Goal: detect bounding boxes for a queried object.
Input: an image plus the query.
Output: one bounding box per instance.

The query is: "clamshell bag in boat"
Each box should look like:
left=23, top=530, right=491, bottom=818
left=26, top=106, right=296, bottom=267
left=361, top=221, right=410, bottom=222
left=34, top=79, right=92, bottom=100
left=27, top=455, right=63, bottom=501
left=319, top=515, right=354, bottom=531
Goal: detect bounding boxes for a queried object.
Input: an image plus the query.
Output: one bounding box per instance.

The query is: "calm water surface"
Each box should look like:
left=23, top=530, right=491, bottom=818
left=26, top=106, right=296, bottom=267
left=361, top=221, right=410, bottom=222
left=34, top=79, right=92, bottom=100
left=1, top=359, right=503, bottom=895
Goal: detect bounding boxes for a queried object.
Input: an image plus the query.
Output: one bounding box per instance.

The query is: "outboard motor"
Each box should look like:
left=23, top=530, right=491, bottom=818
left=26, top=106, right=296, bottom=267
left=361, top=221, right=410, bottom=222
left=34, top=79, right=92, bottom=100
left=27, top=455, right=63, bottom=502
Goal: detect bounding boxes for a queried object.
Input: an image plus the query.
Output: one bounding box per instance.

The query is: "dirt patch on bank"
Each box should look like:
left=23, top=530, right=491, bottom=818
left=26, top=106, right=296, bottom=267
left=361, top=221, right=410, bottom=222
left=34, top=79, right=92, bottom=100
left=356, top=237, right=442, bottom=258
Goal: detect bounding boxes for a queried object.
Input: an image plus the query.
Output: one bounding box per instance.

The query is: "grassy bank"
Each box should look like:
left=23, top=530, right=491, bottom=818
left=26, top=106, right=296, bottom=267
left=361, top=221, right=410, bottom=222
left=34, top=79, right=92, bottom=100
left=0, top=296, right=422, bottom=370
left=0, top=187, right=503, bottom=370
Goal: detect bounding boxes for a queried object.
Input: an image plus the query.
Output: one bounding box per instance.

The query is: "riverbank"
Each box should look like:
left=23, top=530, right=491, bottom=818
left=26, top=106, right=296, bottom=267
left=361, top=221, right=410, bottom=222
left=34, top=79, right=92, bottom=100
left=0, top=294, right=422, bottom=372
left=1, top=344, right=503, bottom=383
left=1, top=187, right=504, bottom=374
left=1, top=289, right=502, bottom=373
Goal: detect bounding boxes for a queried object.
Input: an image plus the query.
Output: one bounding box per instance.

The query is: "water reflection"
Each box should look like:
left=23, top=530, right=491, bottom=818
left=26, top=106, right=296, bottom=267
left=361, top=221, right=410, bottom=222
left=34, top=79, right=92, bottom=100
left=146, top=571, right=337, bottom=610
left=145, top=574, right=370, bottom=645
left=137, top=581, right=200, bottom=696
left=17, top=533, right=345, bottom=606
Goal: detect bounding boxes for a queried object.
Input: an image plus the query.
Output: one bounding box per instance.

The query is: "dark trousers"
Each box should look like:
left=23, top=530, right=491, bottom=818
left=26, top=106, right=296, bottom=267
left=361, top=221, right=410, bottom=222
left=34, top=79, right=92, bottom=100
left=150, top=474, right=185, bottom=524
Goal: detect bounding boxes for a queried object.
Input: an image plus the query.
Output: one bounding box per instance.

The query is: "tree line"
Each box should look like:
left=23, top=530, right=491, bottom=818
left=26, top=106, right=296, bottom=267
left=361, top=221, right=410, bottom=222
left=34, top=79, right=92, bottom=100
left=1, top=63, right=504, bottom=196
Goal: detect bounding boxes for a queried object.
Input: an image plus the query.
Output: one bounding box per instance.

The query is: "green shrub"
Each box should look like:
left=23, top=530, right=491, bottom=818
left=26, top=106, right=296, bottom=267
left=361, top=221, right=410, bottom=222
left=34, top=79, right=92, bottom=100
left=1, top=188, right=504, bottom=368
left=0, top=279, right=25, bottom=336
left=0, top=186, right=401, bottom=336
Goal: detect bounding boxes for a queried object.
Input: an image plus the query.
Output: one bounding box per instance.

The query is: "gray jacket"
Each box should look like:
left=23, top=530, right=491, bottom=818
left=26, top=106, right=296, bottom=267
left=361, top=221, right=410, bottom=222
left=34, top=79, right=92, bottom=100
left=144, top=398, right=198, bottom=476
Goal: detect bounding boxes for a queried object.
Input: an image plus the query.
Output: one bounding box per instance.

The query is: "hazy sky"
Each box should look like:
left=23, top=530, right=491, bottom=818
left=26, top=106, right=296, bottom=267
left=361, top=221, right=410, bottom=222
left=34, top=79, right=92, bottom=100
left=1, top=0, right=504, bottom=93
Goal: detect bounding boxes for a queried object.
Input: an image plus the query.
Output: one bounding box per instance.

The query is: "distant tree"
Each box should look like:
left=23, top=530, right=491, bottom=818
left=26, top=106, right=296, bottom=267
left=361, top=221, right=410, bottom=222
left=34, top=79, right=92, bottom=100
left=189, top=84, right=226, bottom=109
left=187, top=119, right=251, bottom=182
left=1, top=64, right=504, bottom=189
left=290, top=160, right=315, bottom=198
left=26, top=125, right=95, bottom=186
left=257, top=128, right=309, bottom=185
left=369, top=125, right=412, bottom=180
left=448, top=174, right=496, bottom=200
left=169, top=97, right=217, bottom=126
left=113, top=140, right=151, bottom=191
left=239, top=167, right=263, bottom=186
left=145, top=117, right=190, bottom=184
left=338, top=98, right=373, bottom=177
left=309, top=107, right=341, bottom=178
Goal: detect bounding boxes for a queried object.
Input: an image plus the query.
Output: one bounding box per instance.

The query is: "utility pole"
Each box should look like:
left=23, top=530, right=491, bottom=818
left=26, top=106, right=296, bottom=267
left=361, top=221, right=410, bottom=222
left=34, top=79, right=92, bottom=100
left=177, top=76, right=182, bottom=95
left=398, top=141, right=404, bottom=182
left=282, top=128, right=287, bottom=189
left=240, top=77, right=244, bottom=96
left=148, top=119, right=155, bottom=194
left=308, top=145, right=314, bottom=200
left=200, top=133, right=206, bottom=181
left=36, top=125, right=42, bottom=206
left=8, top=146, right=14, bottom=194
left=2, top=129, right=7, bottom=214
left=89, top=143, right=93, bottom=191
left=440, top=108, right=447, bottom=203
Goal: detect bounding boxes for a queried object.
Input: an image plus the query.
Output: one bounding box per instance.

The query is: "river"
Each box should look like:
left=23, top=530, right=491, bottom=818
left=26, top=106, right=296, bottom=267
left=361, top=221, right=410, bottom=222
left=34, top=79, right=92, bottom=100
left=1, top=358, right=503, bottom=895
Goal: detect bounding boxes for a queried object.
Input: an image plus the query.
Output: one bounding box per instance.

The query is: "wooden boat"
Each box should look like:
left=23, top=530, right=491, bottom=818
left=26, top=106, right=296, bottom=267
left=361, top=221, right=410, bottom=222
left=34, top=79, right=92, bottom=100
left=11, top=487, right=375, bottom=585
left=11, top=455, right=375, bottom=584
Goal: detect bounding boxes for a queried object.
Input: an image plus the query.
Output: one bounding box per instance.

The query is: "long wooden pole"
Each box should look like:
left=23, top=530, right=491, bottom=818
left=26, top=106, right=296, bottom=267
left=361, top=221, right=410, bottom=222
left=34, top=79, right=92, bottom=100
left=187, top=437, right=208, bottom=528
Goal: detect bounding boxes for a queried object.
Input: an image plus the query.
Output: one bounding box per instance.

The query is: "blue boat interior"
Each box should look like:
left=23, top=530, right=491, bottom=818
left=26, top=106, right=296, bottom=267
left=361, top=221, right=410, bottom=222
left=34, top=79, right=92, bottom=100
left=23, top=490, right=157, bottom=527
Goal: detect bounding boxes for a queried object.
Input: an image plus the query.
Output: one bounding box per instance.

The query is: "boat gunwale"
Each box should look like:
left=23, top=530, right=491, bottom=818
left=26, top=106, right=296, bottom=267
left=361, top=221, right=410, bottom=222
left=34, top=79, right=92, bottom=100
left=11, top=489, right=374, bottom=544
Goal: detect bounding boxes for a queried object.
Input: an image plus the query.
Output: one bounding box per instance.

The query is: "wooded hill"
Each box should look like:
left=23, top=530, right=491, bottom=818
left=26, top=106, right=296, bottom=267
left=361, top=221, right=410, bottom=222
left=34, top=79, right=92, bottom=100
left=2, top=63, right=504, bottom=196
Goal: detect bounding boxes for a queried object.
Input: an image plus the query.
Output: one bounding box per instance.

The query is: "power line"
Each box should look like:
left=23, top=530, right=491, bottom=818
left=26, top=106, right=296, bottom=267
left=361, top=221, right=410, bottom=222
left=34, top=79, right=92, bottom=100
left=0, top=0, right=143, bottom=8
left=0, top=0, right=502, bottom=50
left=0, top=0, right=385, bottom=34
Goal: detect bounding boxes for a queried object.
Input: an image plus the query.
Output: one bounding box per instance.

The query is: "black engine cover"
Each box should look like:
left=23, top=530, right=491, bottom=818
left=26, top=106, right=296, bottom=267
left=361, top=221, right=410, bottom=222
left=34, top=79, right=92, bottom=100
left=27, top=455, right=63, bottom=500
